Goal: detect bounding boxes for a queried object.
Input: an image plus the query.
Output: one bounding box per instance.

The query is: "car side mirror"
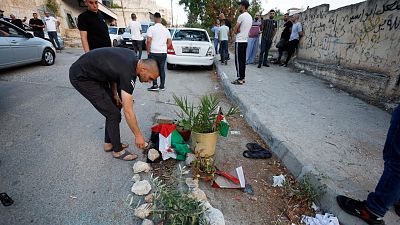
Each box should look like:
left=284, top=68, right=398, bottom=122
left=25, top=32, right=34, bottom=38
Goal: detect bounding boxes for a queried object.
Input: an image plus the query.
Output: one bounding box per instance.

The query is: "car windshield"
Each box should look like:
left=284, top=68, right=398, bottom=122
left=173, top=29, right=209, bottom=42
left=108, top=27, right=117, bottom=34
left=169, top=29, right=175, bottom=36
left=141, top=25, right=149, bottom=33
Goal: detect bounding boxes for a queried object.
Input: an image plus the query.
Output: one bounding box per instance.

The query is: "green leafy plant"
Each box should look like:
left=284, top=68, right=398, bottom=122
left=284, top=173, right=326, bottom=203
left=150, top=166, right=207, bottom=225
left=173, top=94, right=237, bottom=134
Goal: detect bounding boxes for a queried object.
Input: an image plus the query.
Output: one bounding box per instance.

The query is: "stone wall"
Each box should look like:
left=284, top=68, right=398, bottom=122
left=292, top=0, right=400, bottom=102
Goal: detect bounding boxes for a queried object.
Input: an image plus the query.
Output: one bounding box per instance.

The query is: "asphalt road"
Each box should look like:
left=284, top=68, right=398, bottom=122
left=0, top=48, right=218, bottom=225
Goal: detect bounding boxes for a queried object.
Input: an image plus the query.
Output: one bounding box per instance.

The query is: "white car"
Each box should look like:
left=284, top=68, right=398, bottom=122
left=108, top=26, right=125, bottom=47
left=167, top=28, right=214, bottom=70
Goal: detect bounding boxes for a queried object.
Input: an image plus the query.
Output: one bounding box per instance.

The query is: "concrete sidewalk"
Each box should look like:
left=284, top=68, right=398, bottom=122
left=215, top=58, right=399, bottom=224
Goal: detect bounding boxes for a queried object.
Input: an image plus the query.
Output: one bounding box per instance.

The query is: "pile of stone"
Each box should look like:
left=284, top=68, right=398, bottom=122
left=130, top=160, right=225, bottom=225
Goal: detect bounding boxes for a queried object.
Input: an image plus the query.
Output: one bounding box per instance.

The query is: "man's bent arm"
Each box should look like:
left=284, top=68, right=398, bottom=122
left=146, top=36, right=152, bottom=55
left=121, top=90, right=145, bottom=148
left=79, top=31, right=90, bottom=53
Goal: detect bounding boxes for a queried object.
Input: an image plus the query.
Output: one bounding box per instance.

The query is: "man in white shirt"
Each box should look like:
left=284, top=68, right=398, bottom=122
left=146, top=12, right=172, bottom=91
left=44, top=11, right=61, bottom=50
left=128, top=13, right=143, bottom=59
left=232, top=0, right=252, bottom=85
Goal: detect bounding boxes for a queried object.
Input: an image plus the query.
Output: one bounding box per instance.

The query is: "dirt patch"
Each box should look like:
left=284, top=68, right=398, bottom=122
left=145, top=70, right=315, bottom=224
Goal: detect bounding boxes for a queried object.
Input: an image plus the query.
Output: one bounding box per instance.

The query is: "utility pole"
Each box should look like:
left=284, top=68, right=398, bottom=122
left=120, top=0, right=127, bottom=27
left=171, top=0, right=174, bottom=26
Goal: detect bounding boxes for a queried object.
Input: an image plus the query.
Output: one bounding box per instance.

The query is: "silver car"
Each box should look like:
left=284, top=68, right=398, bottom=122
left=0, top=19, right=56, bottom=69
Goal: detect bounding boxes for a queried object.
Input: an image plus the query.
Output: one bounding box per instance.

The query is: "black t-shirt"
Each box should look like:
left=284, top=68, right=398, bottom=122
left=77, top=10, right=111, bottom=50
left=71, top=48, right=138, bottom=94
left=11, top=19, right=24, bottom=30
left=29, top=18, right=44, bottom=31
left=281, top=20, right=293, bottom=41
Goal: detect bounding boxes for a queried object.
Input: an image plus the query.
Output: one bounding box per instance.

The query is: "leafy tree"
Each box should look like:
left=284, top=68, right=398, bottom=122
left=161, top=18, right=168, bottom=26
left=248, top=0, right=262, bottom=18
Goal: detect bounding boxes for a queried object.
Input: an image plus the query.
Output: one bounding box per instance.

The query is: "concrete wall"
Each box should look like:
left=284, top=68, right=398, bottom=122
left=294, top=0, right=400, bottom=102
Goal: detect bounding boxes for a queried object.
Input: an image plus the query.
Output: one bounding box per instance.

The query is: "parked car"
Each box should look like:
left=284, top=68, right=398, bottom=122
left=0, top=19, right=56, bottom=69
left=22, top=23, right=64, bottom=49
left=166, top=28, right=214, bottom=70
left=121, top=21, right=154, bottom=48
left=108, top=26, right=125, bottom=47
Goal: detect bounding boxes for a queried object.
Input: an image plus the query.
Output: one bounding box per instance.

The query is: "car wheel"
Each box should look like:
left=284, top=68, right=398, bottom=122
left=113, top=39, right=118, bottom=47
left=167, top=63, right=174, bottom=70
left=41, top=48, right=55, bottom=66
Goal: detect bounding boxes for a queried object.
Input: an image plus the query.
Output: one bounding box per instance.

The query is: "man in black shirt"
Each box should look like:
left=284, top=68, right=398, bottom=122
left=29, top=13, right=45, bottom=38
left=10, top=14, right=24, bottom=30
left=78, top=0, right=111, bottom=52
left=69, top=48, right=159, bottom=161
left=274, top=13, right=293, bottom=64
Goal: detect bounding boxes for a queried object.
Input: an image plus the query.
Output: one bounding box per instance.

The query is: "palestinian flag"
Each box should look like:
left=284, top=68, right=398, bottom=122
left=151, top=124, right=191, bottom=160
left=215, top=107, right=229, bottom=137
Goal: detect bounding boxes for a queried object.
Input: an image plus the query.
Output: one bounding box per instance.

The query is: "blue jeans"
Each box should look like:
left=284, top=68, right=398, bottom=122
left=258, top=39, right=272, bottom=66
left=367, top=105, right=400, bottom=217
left=219, top=40, right=228, bottom=62
left=48, top=31, right=61, bottom=49
left=214, top=38, right=219, bottom=54
left=149, top=53, right=167, bottom=88
left=246, top=37, right=259, bottom=64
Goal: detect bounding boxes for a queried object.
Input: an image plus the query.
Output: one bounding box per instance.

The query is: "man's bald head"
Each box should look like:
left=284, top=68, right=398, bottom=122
left=137, top=59, right=159, bottom=82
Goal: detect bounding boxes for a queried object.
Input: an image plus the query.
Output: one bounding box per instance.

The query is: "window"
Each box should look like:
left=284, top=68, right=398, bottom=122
left=172, top=29, right=209, bottom=42
left=0, top=21, right=25, bottom=37
left=108, top=27, right=117, bottom=34
left=118, top=28, right=125, bottom=35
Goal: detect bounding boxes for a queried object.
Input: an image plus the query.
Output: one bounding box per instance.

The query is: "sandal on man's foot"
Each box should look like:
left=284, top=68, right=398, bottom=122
left=113, top=150, right=138, bottom=161
left=243, top=150, right=272, bottom=159
left=104, top=143, right=129, bottom=152
left=231, top=79, right=244, bottom=85
left=246, top=143, right=267, bottom=151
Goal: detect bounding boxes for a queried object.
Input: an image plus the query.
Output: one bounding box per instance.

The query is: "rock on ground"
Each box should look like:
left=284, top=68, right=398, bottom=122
left=134, top=203, right=152, bottom=219
left=131, top=180, right=152, bottom=195
left=185, top=178, right=199, bottom=189
left=185, top=153, right=196, bottom=166
left=202, top=207, right=225, bottom=225
left=142, top=219, right=154, bottom=225
left=189, top=188, right=207, bottom=201
left=145, top=193, right=154, bottom=203
left=132, top=174, right=141, bottom=183
left=148, top=148, right=160, bottom=161
left=133, top=161, right=152, bottom=173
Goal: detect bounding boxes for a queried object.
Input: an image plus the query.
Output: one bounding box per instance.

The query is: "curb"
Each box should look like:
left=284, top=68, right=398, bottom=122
left=214, top=60, right=379, bottom=225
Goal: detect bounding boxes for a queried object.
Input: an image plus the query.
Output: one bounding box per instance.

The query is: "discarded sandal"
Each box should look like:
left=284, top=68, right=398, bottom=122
left=246, top=143, right=267, bottom=151
left=104, top=143, right=129, bottom=152
left=243, top=150, right=271, bottom=159
left=113, top=150, right=137, bottom=161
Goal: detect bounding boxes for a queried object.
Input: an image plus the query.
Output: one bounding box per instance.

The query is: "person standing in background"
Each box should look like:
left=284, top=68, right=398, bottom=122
left=219, top=19, right=229, bottom=65
left=257, top=9, right=277, bottom=68
left=29, top=13, right=45, bottom=39
left=219, top=13, right=232, bottom=60
left=146, top=12, right=172, bottom=91
left=128, top=13, right=143, bottom=59
left=246, top=13, right=261, bottom=64
left=10, top=14, right=24, bottom=30
left=274, top=13, right=292, bottom=65
left=78, top=0, right=111, bottom=53
left=211, top=19, right=220, bottom=54
left=231, top=0, right=252, bottom=85
left=281, top=14, right=304, bottom=67
left=44, top=11, right=61, bottom=50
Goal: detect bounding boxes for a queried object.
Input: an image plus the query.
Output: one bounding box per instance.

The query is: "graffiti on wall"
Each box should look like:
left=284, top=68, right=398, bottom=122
left=297, top=0, right=400, bottom=76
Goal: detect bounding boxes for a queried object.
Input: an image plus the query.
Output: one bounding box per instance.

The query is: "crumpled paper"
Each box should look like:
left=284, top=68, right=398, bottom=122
left=301, top=213, right=340, bottom=225
left=272, top=174, right=285, bottom=187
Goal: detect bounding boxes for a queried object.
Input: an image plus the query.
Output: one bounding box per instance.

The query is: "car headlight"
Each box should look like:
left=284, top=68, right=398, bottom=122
left=206, top=47, right=213, bottom=56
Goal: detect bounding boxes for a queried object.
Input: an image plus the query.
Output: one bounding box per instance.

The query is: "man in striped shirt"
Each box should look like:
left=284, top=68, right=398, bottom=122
left=258, top=10, right=277, bottom=68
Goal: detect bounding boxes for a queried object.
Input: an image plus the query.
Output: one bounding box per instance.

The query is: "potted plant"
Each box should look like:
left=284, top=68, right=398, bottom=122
left=173, top=94, right=237, bottom=157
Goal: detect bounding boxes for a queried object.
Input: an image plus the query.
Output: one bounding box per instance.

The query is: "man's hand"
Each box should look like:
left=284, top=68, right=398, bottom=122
left=113, top=95, right=122, bottom=107
left=135, top=133, right=146, bottom=149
